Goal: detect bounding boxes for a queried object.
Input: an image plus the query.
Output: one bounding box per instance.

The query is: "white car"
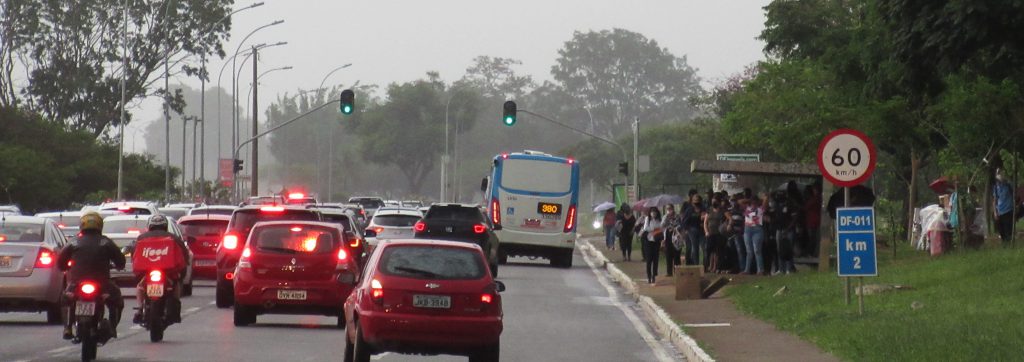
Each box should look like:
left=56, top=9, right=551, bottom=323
left=34, top=211, right=84, bottom=239
left=188, top=205, right=237, bottom=216
left=101, top=214, right=194, bottom=296
left=98, top=201, right=160, bottom=216
left=363, top=208, right=423, bottom=250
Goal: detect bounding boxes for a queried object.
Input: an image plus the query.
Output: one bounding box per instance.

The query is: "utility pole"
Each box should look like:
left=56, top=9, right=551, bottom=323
left=164, top=57, right=171, bottom=203
left=181, top=117, right=188, bottom=199
left=250, top=45, right=259, bottom=197
left=633, top=117, right=639, bottom=202
left=116, top=0, right=128, bottom=201
left=199, top=54, right=206, bottom=199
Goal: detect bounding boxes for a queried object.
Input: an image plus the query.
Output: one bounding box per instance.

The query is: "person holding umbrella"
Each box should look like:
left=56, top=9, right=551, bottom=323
left=602, top=208, right=617, bottom=251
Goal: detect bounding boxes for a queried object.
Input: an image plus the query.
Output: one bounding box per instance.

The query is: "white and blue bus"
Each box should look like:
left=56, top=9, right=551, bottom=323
left=482, top=151, right=580, bottom=268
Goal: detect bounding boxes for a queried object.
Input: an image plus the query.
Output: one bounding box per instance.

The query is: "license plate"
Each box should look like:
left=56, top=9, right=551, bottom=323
left=277, top=290, right=307, bottom=300
left=194, top=259, right=216, bottom=267
left=146, top=283, right=164, bottom=297
left=0, top=257, right=10, bottom=268
left=75, top=301, right=96, bottom=316
left=413, top=295, right=451, bottom=309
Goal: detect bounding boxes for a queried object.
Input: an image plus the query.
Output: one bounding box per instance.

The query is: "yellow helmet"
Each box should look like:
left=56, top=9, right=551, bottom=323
left=80, top=211, right=104, bottom=232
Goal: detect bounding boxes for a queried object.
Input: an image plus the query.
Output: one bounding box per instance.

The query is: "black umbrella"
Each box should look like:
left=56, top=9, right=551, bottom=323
left=826, top=185, right=876, bottom=219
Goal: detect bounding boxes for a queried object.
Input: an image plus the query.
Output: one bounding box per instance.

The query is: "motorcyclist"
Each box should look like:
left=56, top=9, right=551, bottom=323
left=57, top=211, right=126, bottom=340
left=131, top=214, right=189, bottom=324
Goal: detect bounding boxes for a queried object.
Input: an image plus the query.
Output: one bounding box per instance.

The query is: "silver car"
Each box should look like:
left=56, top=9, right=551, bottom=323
left=35, top=210, right=84, bottom=240
left=364, top=208, right=423, bottom=251
left=101, top=215, right=194, bottom=296
left=0, top=216, right=70, bottom=324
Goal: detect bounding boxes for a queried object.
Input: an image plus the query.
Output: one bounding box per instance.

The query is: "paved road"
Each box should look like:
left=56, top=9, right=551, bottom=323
left=0, top=251, right=680, bottom=361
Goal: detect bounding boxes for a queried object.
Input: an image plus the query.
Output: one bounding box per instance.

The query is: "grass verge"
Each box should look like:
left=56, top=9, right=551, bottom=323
left=728, top=246, right=1024, bottom=361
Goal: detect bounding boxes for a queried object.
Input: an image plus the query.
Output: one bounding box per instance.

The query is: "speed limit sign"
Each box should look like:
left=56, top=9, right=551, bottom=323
left=817, top=129, right=876, bottom=187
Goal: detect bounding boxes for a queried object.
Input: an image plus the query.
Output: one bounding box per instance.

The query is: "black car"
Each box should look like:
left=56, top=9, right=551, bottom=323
left=311, top=207, right=367, bottom=265
left=413, top=203, right=500, bottom=276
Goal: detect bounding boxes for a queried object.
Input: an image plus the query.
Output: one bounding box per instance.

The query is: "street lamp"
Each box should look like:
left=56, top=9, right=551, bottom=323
left=317, top=63, right=353, bottom=202
left=216, top=41, right=284, bottom=158
left=231, top=20, right=284, bottom=167
left=243, top=66, right=294, bottom=114
left=233, top=41, right=285, bottom=162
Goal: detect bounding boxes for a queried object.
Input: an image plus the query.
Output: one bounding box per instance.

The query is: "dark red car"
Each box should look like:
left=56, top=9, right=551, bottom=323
left=343, top=240, right=505, bottom=362
left=215, top=205, right=321, bottom=308
left=232, top=221, right=360, bottom=327
left=177, top=214, right=230, bottom=280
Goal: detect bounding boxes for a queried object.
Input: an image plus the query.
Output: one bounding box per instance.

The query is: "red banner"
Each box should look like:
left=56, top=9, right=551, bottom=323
left=219, top=158, right=234, bottom=187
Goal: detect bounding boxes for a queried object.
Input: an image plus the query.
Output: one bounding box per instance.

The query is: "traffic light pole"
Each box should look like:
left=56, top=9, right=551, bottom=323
left=232, top=100, right=340, bottom=203
left=517, top=109, right=630, bottom=201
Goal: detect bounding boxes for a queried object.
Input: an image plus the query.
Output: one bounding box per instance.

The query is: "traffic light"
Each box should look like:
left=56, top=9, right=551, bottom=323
left=618, top=162, right=628, bottom=176
left=233, top=159, right=244, bottom=173
left=502, top=100, right=517, bottom=126
left=340, top=89, right=355, bottom=115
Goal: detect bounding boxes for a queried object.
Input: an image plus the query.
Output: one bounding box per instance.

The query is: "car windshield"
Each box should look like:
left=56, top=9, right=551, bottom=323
left=319, top=213, right=352, bottom=231
left=425, top=206, right=484, bottom=222
left=253, top=225, right=337, bottom=254
left=0, top=223, right=45, bottom=243
left=373, top=215, right=421, bottom=227
left=230, top=209, right=319, bottom=236
left=102, top=219, right=149, bottom=234
left=180, top=220, right=228, bottom=237
left=379, top=246, right=484, bottom=280
left=353, top=199, right=384, bottom=210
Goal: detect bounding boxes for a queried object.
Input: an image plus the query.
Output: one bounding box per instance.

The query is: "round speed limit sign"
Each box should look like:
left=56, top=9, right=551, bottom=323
left=817, top=129, right=876, bottom=187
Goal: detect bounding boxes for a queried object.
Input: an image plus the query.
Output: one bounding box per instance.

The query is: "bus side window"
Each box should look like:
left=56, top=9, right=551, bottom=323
left=480, top=177, right=488, bottom=192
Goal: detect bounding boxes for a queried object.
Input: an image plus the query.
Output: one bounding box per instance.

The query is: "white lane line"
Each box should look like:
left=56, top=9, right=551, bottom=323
left=581, top=247, right=677, bottom=362
left=130, top=325, right=142, bottom=330
left=683, top=323, right=731, bottom=328
left=185, top=307, right=200, bottom=314
left=46, top=346, right=76, bottom=355
left=371, top=352, right=391, bottom=360
left=208, top=301, right=216, bottom=305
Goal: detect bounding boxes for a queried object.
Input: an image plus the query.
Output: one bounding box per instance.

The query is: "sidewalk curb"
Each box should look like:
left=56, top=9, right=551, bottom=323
left=580, top=240, right=714, bottom=362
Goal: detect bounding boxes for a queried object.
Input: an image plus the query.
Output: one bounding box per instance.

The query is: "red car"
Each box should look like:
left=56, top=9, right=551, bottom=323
left=232, top=221, right=360, bottom=327
left=215, top=205, right=321, bottom=308
left=344, top=240, right=505, bottom=362
left=177, top=214, right=231, bottom=280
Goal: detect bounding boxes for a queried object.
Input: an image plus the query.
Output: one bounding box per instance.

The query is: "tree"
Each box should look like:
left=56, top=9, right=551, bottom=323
left=0, top=0, right=233, bottom=137
left=551, top=28, right=702, bottom=137
left=459, top=56, right=535, bottom=100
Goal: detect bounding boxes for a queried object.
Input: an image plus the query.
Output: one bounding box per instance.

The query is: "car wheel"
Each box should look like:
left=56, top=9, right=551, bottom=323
left=469, top=342, right=500, bottom=362
left=336, top=311, right=346, bottom=329
left=352, top=325, right=372, bottom=362
left=490, top=263, right=499, bottom=278
left=45, top=303, right=62, bottom=325
left=215, top=277, right=233, bottom=308
left=182, top=281, right=193, bottom=297
left=497, top=248, right=508, bottom=265
left=233, top=305, right=256, bottom=326
left=551, top=249, right=573, bottom=268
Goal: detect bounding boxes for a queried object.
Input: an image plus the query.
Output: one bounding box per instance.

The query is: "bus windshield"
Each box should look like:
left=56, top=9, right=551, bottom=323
left=501, top=159, right=571, bottom=193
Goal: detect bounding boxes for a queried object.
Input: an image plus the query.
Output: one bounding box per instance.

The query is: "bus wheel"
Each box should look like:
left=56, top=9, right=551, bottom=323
left=497, top=249, right=508, bottom=265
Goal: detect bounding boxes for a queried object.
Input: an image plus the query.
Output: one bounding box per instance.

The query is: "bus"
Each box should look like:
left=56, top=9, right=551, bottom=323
left=482, top=151, right=580, bottom=268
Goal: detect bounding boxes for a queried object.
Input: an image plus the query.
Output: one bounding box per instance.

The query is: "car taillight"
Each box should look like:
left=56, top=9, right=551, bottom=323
left=242, top=248, right=251, bottom=258
left=370, top=279, right=384, bottom=304
left=413, top=221, right=426, bottom=232
left=371, top=227, right=384, bottom=234
left=149, top=270, right=163, bottom=283
left=474, top=224, right=486, bottom=234
left=490, top=198, right=501, bottom=226
left=337, top=248, right=348, bottom=261
left=57, top=223, right=66, bottom=229
left=563, top=204, right=577, bottom=233
left=288, top=192, right=305, bottom=200
left=80, top=282, right=97, bottom=296
left=481, top=293, right=493, bottom=304
left=359, top=209, right=366, bottom=216
left=35, top=248, right=54, bottom=268
left=349, top=238, right=361, bottom=248
left=127, top=228, right=141, bottom=234
left=0, top=235, right=6, bottom=242
left=260, top=206, right=284, bottom=212
left=222, top=234, right=239, bottom=250
left=238, top=247, right=252, bottom=268
left=117, top=206, right=131, bottom=211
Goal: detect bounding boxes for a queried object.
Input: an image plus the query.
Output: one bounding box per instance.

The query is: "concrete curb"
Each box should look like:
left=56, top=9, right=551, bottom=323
left=580, top=240, right=714, bottom=362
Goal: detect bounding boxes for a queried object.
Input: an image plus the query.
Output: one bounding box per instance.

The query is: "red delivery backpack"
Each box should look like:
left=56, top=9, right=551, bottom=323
left=132, top=235, right=186, bottom=277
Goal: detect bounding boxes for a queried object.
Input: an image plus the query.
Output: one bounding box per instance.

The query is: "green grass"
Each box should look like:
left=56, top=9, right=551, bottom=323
left=728, top=246, right=1024, bottom=361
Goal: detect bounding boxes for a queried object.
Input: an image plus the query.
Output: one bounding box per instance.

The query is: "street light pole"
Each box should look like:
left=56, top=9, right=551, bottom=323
left=317, top=63, right=352, bottom=202
left=116, top=0, right=128, bottom=201
left=231, top=20, right=284, bottom=175
left=250, top=45, right=259, bottom=197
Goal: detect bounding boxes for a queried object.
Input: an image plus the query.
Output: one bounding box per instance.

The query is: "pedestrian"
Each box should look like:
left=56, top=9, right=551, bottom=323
left=778, top=181, right=803, bottom=274
left=684, top=194, right=707, bottom=270
left=742, top=194, right=767, bottom=275
left=602, top=208, right=617, bottom=251
left=661, top=204, right=682, bottom=276
left=993, top=168, right=1015, bottom=243
left=803, top=184, right=821, bottom=257
left=704, top=199, right=726, bottom=273
left=635, top=211, right=649, bottom=262
left=729, top=193, right=746, bottom=273
left=617, top=204, right=637, bottom=261
left=641, top=207, right=664, bottom=285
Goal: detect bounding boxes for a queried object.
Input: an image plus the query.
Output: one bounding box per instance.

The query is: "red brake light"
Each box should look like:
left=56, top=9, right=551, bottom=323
left=414, top=221, right=426, bottom=232
left=57, top=223, right=66, bottom=229
left=117, top=205, right=131, bottom=211
left=501, top=153, right=509, bottom=159
left=225, top=272, right=234, bottom=280
left=127, top=228, right=141, bottom=234
left=80, top=283, right=97, bottom=295
left=371, top=227, right=384, bottom=234
left=563, top=204, right=577, bottom=233
left=260, top=206, right=284, bottom=212
left=349, top=237, right=361, bottom=248
left=370, top=279, right=384, bottom=303
left=481, top=294, right=493, bottom=304
left=337, top=248, right=348, bottom=261
left=290, top=226, right=303, bottom=232
left=149, top=270, right=163, bottom=282
left=241, top=248, right=252, bottom=258
left=222, top=234, right=239, bottom=250
left=474, top=224, right=486, bottom=234
left=35, top=249, right=54, bottom=268
left=0, top=235, right=5, bottom=242
left=288, top=192, right=305, bottom=200
left=567, top=157, right=575, bottom=164
left=490, top=198, right=501, bottom=226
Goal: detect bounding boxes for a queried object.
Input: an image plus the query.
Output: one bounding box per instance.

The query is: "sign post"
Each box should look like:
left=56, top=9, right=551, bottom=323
left=817, top=129, right=876, bottom=314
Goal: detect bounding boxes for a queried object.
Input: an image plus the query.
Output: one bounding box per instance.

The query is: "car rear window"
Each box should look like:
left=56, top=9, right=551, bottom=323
left=379, top=246, right=484, bottom=280
left=229, top=209, right=319, bottom=235
left=190, top=208, right=234, bottom=216
left=319, top=213, right=353, bottom=232
left=252, top=224, right=337, bottom=254
left=425, top=206, right=484, bottom=222
left=101, top=207, right=152, bottom=215
left=102, top=219, right=149, bottom=234
left=180, top=220, right=228, bottom=238
left=373, top=214, right=421, bottom=227
left=0, top=223, right=45, bottom=242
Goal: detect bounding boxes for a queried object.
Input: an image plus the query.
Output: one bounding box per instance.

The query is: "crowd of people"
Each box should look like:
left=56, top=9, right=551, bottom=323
left=607, top=182, right=822, bottom=285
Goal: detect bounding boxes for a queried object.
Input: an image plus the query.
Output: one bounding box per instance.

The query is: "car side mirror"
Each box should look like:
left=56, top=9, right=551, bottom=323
left=480, top=177, right=488, bottom=192
left=363, top=229, right=377, bottom=238
left=494, top=280, right=506, bottom=293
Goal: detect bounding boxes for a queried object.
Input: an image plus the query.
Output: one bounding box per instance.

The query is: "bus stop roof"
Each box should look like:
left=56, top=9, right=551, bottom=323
left=690, top=159, right=820, bottom=177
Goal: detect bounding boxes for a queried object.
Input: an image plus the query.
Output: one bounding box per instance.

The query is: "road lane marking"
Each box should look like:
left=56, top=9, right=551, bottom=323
left=580, top=246, right=678, bottom=362
left=130, top=325, right=142, bottom=330
left=683, top=323, right=731, bottom=328
left=185, top=307, right=200, bottom=313
left=46, top=346, right=76, bottom=355
left=371, top=352, right=391, bottom=360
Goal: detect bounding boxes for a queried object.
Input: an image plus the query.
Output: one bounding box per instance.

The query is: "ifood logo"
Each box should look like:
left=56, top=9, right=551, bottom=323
left=142, top=246, right=170, bottom=262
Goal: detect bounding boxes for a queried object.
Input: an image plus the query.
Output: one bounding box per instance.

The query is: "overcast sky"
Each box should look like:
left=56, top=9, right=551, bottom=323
left=132, top=0, right=771, bottom=138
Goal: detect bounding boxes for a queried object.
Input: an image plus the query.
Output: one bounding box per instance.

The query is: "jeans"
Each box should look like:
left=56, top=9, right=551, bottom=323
left=685, top=227, right=703, bottom=266
left=604, top=226, right=616, bottom=248
left=733, top=234, right=746, bottom=272
left=643, top=241, right=660, bottom=283
left=619, top=233, right=634, bottom=260
left=744, top=226, right=765, bottom=274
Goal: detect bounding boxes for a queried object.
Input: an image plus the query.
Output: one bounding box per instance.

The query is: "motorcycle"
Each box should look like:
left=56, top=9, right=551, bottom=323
left=136, top=270, right=179, bottom=342
left=69, top=280, right=113, bottom=361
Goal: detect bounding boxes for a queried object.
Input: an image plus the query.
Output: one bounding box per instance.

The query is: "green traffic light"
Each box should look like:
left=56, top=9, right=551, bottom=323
left=503, top=116, right=515, bottom=126
left=342, top=105, right=353, bottom=114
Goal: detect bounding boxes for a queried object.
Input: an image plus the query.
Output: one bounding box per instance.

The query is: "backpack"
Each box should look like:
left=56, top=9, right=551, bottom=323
left=132, top=235, right=186, bottom=276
